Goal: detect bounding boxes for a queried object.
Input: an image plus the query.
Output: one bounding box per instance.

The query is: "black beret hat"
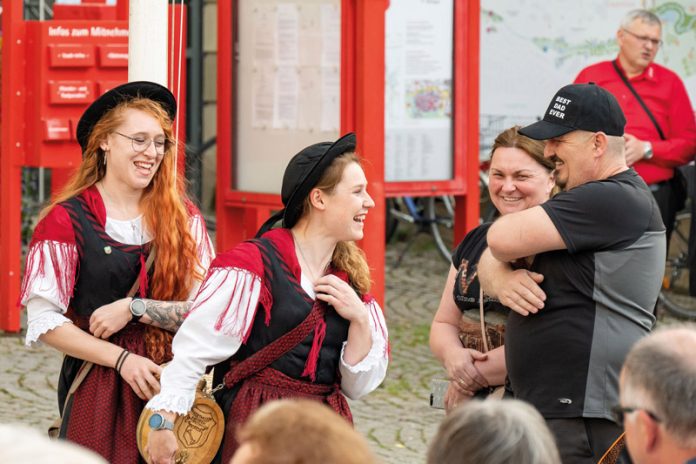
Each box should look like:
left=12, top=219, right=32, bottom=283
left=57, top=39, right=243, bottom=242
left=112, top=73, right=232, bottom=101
left=256, top=132, right=357, bottom=237
left=75, top=81, right=177, bottom=154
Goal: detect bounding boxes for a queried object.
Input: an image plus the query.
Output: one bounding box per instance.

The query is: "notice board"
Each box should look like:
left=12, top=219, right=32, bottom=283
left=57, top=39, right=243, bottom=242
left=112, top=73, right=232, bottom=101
left=235, top=0, right=341, bottom=193
left=384, top=0, right=454, bottom=182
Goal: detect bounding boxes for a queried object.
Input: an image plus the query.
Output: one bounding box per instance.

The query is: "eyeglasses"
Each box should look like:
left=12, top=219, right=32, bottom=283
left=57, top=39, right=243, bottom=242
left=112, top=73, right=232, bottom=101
left=622, top=28, right=662, bottom=47
left=114, top=132, right=171, bottom=155
left=611, top=404, right=662, bottom=427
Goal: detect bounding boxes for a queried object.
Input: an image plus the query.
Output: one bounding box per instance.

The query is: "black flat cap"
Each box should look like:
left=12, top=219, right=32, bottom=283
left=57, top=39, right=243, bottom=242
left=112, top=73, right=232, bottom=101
left=76, top=81, right=177, bottom=154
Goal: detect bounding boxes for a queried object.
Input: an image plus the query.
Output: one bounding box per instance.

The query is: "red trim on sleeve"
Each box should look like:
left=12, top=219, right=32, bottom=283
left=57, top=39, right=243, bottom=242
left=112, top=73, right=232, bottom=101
left=30, top=204, right=76, bottom=245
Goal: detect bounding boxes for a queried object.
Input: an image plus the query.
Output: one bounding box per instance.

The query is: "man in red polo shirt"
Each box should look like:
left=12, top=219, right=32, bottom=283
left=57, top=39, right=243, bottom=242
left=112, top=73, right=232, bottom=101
left=574, top=9, right=696, bottom=247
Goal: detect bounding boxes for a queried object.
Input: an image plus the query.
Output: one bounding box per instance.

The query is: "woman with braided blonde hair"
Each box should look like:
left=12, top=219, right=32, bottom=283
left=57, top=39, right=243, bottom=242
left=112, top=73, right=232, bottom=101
left=19, top=81, right=214, bottom=462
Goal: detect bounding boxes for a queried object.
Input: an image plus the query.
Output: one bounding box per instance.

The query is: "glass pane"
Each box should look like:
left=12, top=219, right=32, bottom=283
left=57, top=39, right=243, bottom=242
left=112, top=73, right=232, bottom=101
left=235, top=0, right=341, bottom=193
left=385, top=0, right=454, bottom=182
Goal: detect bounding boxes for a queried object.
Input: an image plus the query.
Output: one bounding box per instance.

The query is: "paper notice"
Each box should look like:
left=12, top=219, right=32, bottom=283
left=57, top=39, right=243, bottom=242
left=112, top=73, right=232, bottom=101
left=253, top=5, right=275, bottom=65
left=320, top=66, right=340, bottom=132
left=276, top=3, right=299, bottom=66
left=297, top=68, right=319, bottom=131
left=274, top=66, right=299, bottom=129
left=320, top=4, right=341, bottom=67
left=384, top=0, right=454, bottom=181
left=252, top=66, right=274, bottom=128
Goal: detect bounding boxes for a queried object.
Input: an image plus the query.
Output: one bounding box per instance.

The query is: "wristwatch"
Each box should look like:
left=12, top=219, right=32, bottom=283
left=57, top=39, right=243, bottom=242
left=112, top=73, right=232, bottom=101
left=643, top=142, right=654, bottom=160
left=148, top=413, right=175, bottom=431
left=129, top=298, right=147, bottom=321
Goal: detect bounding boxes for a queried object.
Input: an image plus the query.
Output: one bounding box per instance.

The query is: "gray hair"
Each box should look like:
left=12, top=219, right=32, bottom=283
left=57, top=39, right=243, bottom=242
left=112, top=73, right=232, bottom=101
left=621, top=9, right=662, bottom=29
left=427, top=399, right=561, bottom=464
left=622, top=324, right=696, bottom=448
left=0, top=424, right=107, bottom=463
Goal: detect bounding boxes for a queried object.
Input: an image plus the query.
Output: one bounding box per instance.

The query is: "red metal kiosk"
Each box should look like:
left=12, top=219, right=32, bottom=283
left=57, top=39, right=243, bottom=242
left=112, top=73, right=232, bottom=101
left=0, top=2, right=186, bottom=332
left=215, top=1, right=480, bottom=306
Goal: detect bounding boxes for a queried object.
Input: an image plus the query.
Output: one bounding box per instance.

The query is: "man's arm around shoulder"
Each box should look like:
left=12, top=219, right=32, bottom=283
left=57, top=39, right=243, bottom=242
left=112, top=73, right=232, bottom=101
left=487, top=205, right=566, bottom=262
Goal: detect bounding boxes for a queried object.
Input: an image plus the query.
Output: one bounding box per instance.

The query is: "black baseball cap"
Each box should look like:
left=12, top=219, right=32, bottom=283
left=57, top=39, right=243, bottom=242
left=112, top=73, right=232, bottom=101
left=76, top=81, right=177, bottom=154
left=256, top=132, right=357, bottom=237
left=519, top=83, right=626, bottom=140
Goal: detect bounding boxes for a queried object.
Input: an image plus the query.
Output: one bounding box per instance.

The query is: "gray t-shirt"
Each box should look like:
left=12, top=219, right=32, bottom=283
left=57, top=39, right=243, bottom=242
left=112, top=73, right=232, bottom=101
left=505, top=169, right=666, bottom=421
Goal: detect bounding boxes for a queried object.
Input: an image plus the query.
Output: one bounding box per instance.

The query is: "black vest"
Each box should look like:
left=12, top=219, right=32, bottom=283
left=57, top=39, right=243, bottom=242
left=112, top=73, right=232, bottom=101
left=213, top=235, right=351, bottom=392
left=238, top=236, right=350, bottom=383
left=63, top=195, right=150, bottom=318
left=57, top=195, right=150, bottom=413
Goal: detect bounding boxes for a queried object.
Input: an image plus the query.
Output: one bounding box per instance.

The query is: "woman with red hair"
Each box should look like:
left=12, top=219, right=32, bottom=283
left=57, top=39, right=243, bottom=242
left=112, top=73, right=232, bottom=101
left=19, top=81, right=214, bottom=463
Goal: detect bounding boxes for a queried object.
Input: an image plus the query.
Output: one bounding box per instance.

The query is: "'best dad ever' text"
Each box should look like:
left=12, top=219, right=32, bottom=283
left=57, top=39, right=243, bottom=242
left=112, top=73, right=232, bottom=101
left=549, top=96, right=572, bottom=119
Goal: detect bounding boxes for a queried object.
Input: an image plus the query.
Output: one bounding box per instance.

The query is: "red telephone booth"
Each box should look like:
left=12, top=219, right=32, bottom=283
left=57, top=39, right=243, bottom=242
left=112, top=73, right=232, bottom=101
left=215, top=1, right=479, bottom=305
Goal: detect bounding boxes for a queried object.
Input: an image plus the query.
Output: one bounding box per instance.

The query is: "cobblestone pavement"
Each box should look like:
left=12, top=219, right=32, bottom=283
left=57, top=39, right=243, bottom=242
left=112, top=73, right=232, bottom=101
left=0, top=236, right=450, bottom=464
left=1, top=231, right=690, bottom=464
left=1, top=232, right=688, bottom=464
left=351, top=239, right=450, bottom=464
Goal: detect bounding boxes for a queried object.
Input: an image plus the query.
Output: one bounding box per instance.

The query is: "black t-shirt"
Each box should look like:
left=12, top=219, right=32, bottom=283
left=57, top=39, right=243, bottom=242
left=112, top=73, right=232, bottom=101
left=505, top=169, right=665, bottom=421
left=451, top=223, right=507, bottom=319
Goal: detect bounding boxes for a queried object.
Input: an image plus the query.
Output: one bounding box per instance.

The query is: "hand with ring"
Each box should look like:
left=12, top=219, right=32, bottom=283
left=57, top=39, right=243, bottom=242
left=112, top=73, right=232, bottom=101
left=443, top=346, right=489, bottom=395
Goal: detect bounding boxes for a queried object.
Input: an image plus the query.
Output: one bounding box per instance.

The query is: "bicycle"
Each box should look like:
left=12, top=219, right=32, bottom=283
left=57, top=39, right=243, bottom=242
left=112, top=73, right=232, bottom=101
left=386, top=196, right=453, bottom=265
left=657, top=208, right=696, bottom=319
left=386, top=161, right=496, bottom=265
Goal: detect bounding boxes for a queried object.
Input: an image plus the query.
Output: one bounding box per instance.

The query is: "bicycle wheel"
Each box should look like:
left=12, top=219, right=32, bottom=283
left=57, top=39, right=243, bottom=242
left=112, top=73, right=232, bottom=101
left=479, top=167, right=499, bottom=223
left=659, top=208, right=696, bottom=319
left=385, top=198, right=400, bottom=243
left=427, top=196, right=454, bottom=262
left=657, top=290, right=696, bottom=320
left=663, top=210, right=690, bottom=291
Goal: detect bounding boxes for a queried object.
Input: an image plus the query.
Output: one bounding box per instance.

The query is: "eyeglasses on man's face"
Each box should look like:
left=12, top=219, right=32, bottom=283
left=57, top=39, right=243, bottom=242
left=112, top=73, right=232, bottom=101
left=622, top=28, right=662, bottom=47
left=114, top=131, right=172, bottom=155
left=611, top=404, right=662, bottom=427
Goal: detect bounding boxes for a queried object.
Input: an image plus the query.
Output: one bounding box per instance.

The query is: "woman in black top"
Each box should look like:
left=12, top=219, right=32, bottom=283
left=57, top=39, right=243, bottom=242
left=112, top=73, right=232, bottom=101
left=429, top=126, right=555, bottom=412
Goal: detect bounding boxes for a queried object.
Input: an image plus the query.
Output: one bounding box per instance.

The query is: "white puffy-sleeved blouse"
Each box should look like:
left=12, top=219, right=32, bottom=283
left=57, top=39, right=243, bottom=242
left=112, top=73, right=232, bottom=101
left=147, top=250, right=389, bottom=415
left=22, top=211, right=214, bottom=346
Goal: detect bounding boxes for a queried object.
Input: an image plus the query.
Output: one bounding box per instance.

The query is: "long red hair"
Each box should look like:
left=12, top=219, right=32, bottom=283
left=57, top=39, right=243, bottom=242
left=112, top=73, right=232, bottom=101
left=42, top=98, right=201, bottom=363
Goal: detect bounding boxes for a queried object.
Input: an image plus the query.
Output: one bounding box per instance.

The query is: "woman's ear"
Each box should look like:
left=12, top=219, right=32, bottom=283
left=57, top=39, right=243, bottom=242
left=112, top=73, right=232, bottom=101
left=309, top=188, right=327, bottom=211
left=547, top=172, right=556, bottom=194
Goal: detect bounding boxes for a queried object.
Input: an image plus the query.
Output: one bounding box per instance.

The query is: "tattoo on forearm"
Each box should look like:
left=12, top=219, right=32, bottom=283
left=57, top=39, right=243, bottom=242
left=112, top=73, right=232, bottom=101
left=142, top=299, right=193, bottom=332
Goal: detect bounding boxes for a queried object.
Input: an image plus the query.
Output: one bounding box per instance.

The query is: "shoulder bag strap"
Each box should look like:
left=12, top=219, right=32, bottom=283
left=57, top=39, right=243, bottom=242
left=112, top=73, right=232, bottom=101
left=63, top=247, right=157, bottom=406
left=612, top=60, right=666, bottom=140
left=224, top=300, right=326, bottom=387
left=598, top=432, right=626, bottom=464
left=479, top=288, right=490, bottom=353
